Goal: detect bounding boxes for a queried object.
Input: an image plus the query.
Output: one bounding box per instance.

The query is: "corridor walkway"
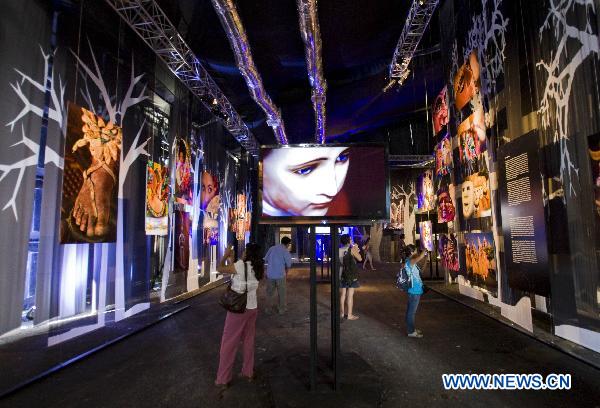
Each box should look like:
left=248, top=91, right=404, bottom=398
left=3, top=264, right=599, bottom=407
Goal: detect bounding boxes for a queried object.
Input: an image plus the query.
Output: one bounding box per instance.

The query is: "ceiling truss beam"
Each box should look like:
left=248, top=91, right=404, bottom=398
left=104, top=0, right=259, bottom=155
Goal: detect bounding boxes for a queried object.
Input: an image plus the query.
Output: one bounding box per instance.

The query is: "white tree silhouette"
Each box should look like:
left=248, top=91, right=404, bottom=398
left=464, top=0, right=509, bottom=96
left=1, top=47, right=66, bottom=220
left=537, top=0, right=599, bottom=197
left=391, top=182, right=417, bottom=245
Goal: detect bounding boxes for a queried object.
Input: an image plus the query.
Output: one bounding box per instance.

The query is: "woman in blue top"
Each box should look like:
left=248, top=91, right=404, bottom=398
left=404, top=244, right=428, bottom=338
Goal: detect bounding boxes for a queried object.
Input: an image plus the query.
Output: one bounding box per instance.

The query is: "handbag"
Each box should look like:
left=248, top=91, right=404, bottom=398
left=219, top=261, right=248, bottom=313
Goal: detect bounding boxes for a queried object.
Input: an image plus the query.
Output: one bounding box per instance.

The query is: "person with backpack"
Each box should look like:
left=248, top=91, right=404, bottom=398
left=339, top=234, right=362, bottom=320
left=402, top=244, right=428, bottom=338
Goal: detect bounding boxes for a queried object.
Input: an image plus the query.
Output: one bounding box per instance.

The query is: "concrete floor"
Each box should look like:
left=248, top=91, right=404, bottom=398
left=3, top=264, right=600, bottom=407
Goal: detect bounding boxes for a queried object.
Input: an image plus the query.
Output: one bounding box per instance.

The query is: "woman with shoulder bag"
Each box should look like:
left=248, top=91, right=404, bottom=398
left=215, top=243, right=264, bottom=388
left=404, top=244, right=428, bottom=338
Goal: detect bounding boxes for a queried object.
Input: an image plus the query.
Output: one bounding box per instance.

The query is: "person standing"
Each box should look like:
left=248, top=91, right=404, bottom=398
left=215, top=243, right=264, bottom=387
left=362, top=236, right=376, bottom=270
left=404, top=244, right=428, bottom=338
left=339, top=234, right=362, bottom=320
left=264, top=236, right=293, bottom=314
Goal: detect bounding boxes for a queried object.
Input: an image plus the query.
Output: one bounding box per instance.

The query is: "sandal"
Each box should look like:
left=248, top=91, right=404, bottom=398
left=347, top=314, right=359, bottom=320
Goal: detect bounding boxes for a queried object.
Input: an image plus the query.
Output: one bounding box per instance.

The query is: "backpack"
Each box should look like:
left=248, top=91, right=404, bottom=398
left=341, top=250, right=359, bottom=284
left=395, top=259, right=413, bottom=291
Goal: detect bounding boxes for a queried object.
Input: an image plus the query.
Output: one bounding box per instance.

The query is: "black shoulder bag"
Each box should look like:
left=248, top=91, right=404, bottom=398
left=219, top=262, right=248, bottom=313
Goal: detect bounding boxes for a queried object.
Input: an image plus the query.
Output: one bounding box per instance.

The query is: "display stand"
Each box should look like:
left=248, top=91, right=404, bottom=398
left=308, top=225, right=340, bottom=392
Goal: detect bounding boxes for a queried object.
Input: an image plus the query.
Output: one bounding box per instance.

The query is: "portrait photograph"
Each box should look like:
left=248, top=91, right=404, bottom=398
left=439, top=233, right=459, bottom=272
left=437, top=184, right=456, bottom=223
left=260, top=145, right=386, bottom=219
left=419, top=221, right=433, bottom=251
left=435, top=133, right=453, bottom=179
left=60, top=102, right=121, bottom=243
left=174, top=138, right=192, bottom=205
left=145, top=160, right=169, bottom=236
left=457, top=108, right=486, bottom=178
left=453, top=50, right=481, bottom=111
left=432, top=85, right=449, bottom=136
left=174, top=209, right=190, bottom=272
left=461, top=172, right=491, bottom=220
left=201, top=170, right=220, bottom=245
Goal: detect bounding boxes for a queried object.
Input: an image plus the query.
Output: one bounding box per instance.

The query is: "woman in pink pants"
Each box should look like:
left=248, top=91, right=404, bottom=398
left=215, top=243, right=264, bottom=388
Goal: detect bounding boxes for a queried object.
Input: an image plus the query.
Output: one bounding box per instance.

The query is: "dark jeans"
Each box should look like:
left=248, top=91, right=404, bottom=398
left=406, top=294, right=421, bottom=334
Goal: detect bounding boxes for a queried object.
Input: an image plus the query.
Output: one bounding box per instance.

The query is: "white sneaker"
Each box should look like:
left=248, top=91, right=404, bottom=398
left=407, top=331, right=423, bottom=338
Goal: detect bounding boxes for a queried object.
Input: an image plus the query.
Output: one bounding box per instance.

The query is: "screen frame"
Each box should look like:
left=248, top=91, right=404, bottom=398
left=258, top=143, right=390, bottom=225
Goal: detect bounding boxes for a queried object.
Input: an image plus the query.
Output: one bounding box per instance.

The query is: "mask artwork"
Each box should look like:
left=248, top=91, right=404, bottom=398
left=60, top=103, right=121, bottom=243
left=175, top=138, right=192, bottom=206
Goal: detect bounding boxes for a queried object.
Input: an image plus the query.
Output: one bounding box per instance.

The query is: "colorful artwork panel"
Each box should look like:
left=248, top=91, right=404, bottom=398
left=60, top=102, right=121, bottom=243
left=145, top=160, right=169, bottom=235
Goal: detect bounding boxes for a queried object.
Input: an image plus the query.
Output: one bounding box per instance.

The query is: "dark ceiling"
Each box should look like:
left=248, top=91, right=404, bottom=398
left=156, top=0, right=444, bottom=146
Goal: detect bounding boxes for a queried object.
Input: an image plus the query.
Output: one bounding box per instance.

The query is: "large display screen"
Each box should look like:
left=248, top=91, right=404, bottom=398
left=259, top=144, right=388, bottom=223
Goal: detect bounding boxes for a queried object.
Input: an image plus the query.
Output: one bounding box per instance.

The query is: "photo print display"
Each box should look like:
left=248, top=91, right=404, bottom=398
left=453, top=50, right=481, bottom=112
left=461, top=172, right=491, bottom=220
left=60, top=103, right=122, bottom=243
left=230, top=193, right=251, bottom=241
left=457, top=108, right=486, bottom=178
left=175, top=138, right=192, bottom=205
left=464, top=232, right=497, bottom=289
left=590, top=133, right=600, bottom=221
left=432, top=86, right=449, bottom=136
left=416, top=170, right=436, bottom=213
left=145, top=161, right=169, bottom=235
left=439, top=234, right=459, bottom=272
left=174, top=210, right=191, bottom=271
left=419, top=221, right=434, bottom=251
left=260, top=145, right=387, bottom=220
left=435, top=133, right=453, bottom=179
left=201, top=171, right=220, bottom=245
left=437, top=184, right=456, bottom=223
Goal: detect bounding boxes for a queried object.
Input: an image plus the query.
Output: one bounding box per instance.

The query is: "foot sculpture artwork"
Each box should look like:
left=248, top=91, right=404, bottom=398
left=70, top=108, right=121, bottom=239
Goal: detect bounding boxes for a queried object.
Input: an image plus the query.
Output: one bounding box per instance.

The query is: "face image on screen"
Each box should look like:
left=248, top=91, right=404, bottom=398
left=260, top=145, right=387, bottom=219
left=432, top=86, right=449, bottom=135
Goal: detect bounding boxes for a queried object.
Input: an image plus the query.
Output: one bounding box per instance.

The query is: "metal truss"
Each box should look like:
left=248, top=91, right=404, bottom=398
left=389, top=0, right=439, bottom=85
left=104, top=0, right=260, bottom=155
left=388, top=154, right=434, bottom=168
left=297, top=0, right=327, bottom=144
left=211, top=0, right=288, bottom=145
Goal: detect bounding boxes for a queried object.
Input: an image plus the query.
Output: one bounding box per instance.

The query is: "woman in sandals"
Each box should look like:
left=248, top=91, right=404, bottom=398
left=339, top=234, right=362, bottom=320
left=215, top=243, right=264, bottom=388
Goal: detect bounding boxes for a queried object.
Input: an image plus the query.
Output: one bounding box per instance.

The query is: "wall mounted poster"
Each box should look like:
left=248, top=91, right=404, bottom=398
left=457, top=108, right=486, bottom=178
left=174, top=210, right=190, bottom=272
left=590, top=133, right=600, bottom=243
left=498, top=132, right=550, bottom=295
left=230, top=193, right=251, bottom=241
left=464, top=232, right=497, bottom=290
left=201, top=171, right=220, bottom=245
left=435, top=133, right=453, bottom=179
left=453, top=50, right=481, bottom=112
left=419, top=221, right=433, bottom=251
left=60, top=103, right=121, bottom=243
left=146, top=161, right=169, bottom=235
left=461, top=172, right=491, bottom=220
left=439, top=233, right=459, bottom=272
left=416, top=170, right=435, bottom=212
left=175, top=138, right=192, bottom=205
left=432, top=86, right=449, bottom=136
left=437, top=184, right=456, bottom=223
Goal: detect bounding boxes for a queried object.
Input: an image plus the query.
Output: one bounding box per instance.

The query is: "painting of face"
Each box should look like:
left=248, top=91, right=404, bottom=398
left=175, top=138, right=192, bottom=205
left=454, top=50, right=481, bottom=111
left=432, top=86, right=449, bottom=135
left=201, top=171, right=219, bottom=210
left=262, top=147, right=350, bottom=216
left=462, top=180, right=474, bottom=219
left=438, top=188, right=456, bottom=223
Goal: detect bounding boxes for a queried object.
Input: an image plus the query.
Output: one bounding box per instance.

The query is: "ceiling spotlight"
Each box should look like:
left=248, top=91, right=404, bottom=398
left=212, top=98, right=218, bottom=105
